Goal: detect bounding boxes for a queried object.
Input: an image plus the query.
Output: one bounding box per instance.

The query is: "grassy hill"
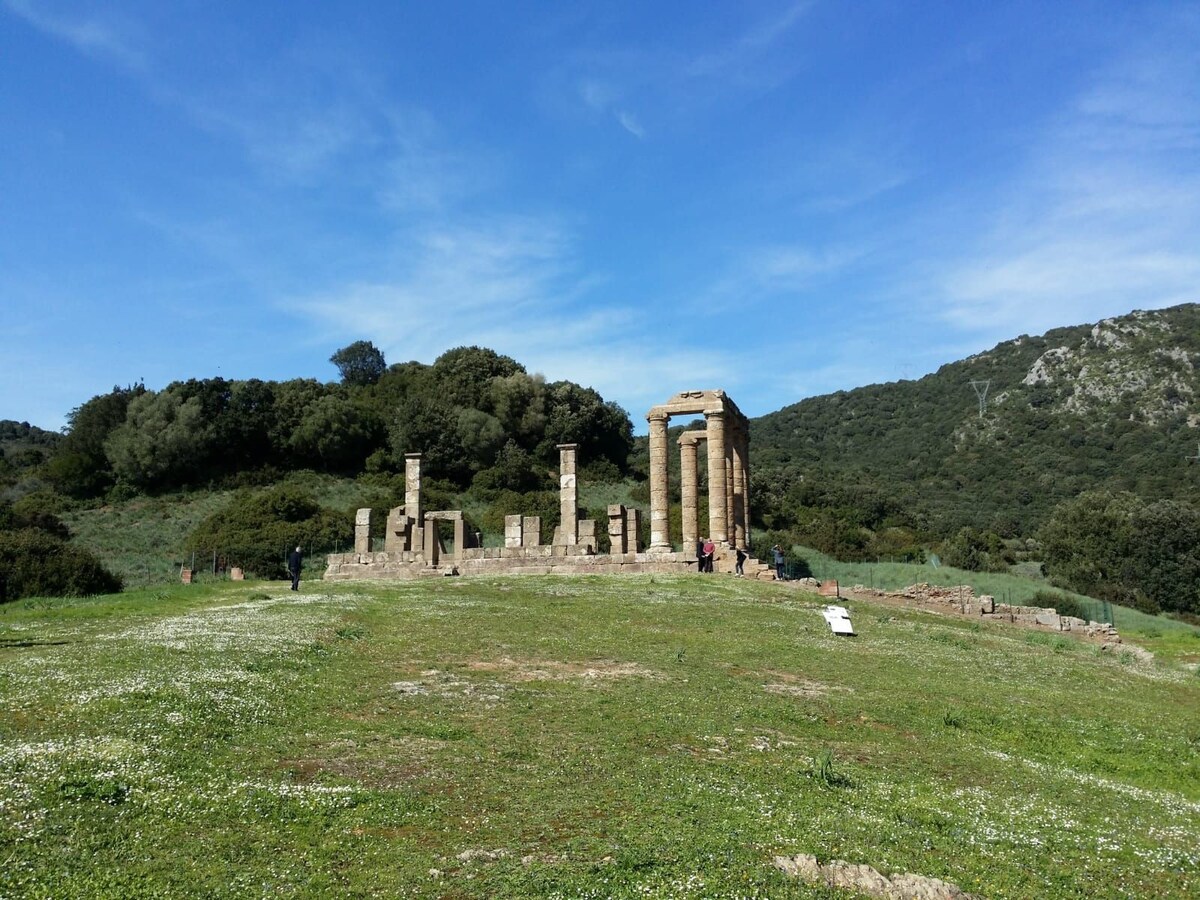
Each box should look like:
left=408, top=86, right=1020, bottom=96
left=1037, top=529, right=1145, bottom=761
left=2, top=576, right=1197, bottom=897
left=751, top=303, right=1200, bottom=537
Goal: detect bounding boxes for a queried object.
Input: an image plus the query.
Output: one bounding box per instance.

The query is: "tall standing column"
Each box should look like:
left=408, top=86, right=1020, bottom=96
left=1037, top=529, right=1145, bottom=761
left=731, top=426, right=747, bottom=549
left=740, top=428, right=752, bottom=549
left=648, top=411, right=672, bottom=550
left=557, top=443, right=578, bottom=545
left=678, top=433, right=700, bottom=550
left=725, top=444, right=735, bottom=548
left=405, top=453, right=423, bottom=552
left=405, top=454, right=423, bottom=519
left=705, top=410, right=729, bottom=546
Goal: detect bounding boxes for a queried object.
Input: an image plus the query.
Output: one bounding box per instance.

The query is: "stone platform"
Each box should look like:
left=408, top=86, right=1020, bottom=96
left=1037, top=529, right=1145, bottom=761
left=323, top=545, right=778, bottom=582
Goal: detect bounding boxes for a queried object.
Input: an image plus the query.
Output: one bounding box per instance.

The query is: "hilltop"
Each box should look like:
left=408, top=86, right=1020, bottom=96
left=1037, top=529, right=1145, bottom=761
left=750, top=303, right=1200, bottom=538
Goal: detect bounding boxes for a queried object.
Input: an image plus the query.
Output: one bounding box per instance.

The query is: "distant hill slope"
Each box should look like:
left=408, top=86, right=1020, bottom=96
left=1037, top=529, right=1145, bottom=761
left=751, top=303, right=1200, bottom=536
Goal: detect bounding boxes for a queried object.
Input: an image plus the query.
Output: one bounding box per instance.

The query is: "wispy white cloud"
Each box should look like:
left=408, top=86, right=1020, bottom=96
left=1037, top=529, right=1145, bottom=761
left=577, top=78, right=645, bottom=139
left=684, top=0, right=814, bottom=80
left=3, top=0, right=147, bottom=70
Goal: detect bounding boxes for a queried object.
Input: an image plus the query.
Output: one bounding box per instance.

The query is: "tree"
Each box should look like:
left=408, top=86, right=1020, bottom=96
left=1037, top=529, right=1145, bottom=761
left=1128, top=500, right=1200, bottom=615
left=104, top=389, right=213, bottom=490
left=47, top=384, right=145, bottom=497
left=430, top=346, right=524, bottom=409
left=289, top=392, right=383, bottom=472
left=330, top=340, right=386, bottom=387
left=1038, top=491, right=1140, bottom=604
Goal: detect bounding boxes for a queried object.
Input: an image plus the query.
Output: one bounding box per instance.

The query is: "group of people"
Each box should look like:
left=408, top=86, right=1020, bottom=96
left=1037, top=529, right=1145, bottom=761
left=694, top=540, right=787, bottom=579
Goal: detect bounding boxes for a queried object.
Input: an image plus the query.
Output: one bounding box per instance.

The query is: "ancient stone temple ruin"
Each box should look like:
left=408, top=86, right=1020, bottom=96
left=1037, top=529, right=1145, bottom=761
left=323, top=390, right=773, bottom=581
left=647, top=389, right=751, bottom=552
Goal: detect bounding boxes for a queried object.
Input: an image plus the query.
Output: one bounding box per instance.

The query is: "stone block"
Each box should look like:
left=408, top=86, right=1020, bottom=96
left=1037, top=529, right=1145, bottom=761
left=504, top=514, right=523, bottom=548
left=978, top=595, right=995, bottom=614
left=522, top=516, right=541, bottom=547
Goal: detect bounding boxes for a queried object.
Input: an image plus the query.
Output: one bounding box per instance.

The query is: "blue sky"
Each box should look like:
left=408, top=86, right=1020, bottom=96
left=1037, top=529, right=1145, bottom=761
left=2, top=1, right=1198, bottom=433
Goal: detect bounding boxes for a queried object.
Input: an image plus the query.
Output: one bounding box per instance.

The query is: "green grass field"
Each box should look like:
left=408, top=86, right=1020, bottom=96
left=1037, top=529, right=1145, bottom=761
left=2, top=575, right=1197, bottom=898
left=792, top=545, right=1200, bottom=663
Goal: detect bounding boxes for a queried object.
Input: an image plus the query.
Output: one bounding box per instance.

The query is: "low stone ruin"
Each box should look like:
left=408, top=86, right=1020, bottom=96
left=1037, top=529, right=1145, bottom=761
left=324, top=390, right=784, bottom=582
left=844, top=582, right=1151, bottom=658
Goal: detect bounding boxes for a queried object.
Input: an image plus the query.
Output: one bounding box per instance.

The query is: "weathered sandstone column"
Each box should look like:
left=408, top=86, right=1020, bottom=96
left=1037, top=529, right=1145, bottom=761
left=725, top=448, right=735, bottom=548
left=405, top=453, right=423, bottom=551
left=705, top=409, right=729, bottom=545
left=678, top=432, right=703, bottom=550
left=734, top=429, right=744, bottom=549
left=648, top=411, right=672, bottom=550
left=452, top=515, right=464, bottom=562
left=732, top=428, right=747, bottom=548
left=354, top=508, right=373, bottom=555
left=608, top=504, right=627, bottom=554
left=557, top=443, right=578, bottom=546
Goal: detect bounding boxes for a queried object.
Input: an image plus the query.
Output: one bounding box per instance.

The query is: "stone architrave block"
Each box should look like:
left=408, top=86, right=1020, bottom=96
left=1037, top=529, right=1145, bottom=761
left=354, top=508, right=373, bottom=554
left=504, top=515, right=523, bottom=548
left=522, top=516, right=541, bottom=547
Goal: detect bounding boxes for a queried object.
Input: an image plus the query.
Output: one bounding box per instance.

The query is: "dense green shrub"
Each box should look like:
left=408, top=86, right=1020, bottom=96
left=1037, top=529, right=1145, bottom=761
left=0, top=528, right=123, bottom=602
left=1039, top=490, right=1200, bottom=614
left=185, top=486, right=350, bottom=578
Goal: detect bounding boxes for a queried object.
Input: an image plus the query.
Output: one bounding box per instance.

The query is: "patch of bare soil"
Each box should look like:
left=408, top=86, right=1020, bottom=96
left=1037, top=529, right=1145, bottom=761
left=465, top=657, right=664, bottom=682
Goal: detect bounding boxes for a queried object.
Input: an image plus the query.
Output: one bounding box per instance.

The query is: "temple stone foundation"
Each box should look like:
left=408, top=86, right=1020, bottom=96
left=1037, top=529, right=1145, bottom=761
left=324, top=390, right=774, bottom=582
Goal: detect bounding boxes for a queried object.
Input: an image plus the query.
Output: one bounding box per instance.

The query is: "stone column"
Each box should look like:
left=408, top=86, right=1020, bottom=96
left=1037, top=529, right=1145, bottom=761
left=504, top=514, right=523, bottom=548
left=678, top=432, right=703, bottom=551
left=354, top=508, right=373, bottom=555
left=557, top=443, right=578, bottom=546
left=405, top=453, right=423, bottom=551
left=739, top=427, right=752, bottom=548
left=608, top=504, right=627, bottom=554
left=452, top=515, right=464, bottom=562
left=423, top=515, right=439, bottom=565
left=725, top=449, right=735, bottom=548
left=626, top=507, right=642, bottom=552
left=648, top=411, right=672, bottom=550
left=705, top=410, right=728, bottom=545
left=731, top=425, right=747, bottom=549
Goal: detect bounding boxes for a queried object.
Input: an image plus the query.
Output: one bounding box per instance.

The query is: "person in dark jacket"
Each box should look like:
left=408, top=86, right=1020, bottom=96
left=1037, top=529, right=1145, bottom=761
left=287, top=546, right=302, bottom=591
left=735, top=546, right=748, bottom=577
left=696, top=538, right=706, bottom=573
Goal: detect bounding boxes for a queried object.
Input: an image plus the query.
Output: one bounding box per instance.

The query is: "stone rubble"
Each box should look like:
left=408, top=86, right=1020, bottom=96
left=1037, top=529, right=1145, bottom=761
left=773, top=853, right=981, bottom=899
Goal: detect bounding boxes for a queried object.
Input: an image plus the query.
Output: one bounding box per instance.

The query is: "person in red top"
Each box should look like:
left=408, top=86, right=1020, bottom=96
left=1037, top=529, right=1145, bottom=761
left=702, top=539, right=715, bottom=573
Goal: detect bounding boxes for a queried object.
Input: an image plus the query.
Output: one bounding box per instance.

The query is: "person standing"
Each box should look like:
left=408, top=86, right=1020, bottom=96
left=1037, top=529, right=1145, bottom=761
left=735, top=546, right=748, bottom=577
left=287, top=545, right=303, bottom=591
left=772, top=544, right=785, bottom=580
left=696, top=537, right=706, bottom=573
left=702, top=538, right=716, bottom=573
